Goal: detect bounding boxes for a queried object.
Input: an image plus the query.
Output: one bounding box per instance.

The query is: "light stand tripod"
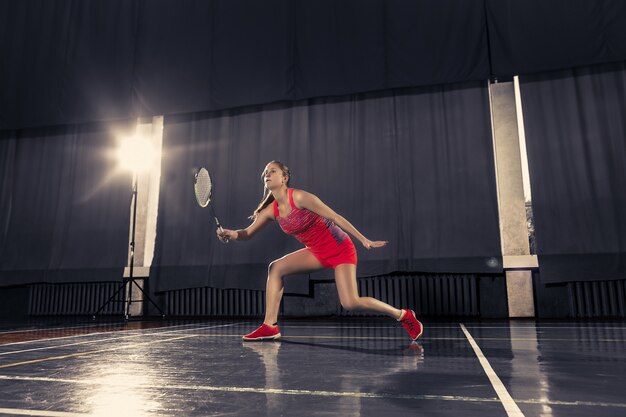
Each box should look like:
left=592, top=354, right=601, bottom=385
left=93, top=172, right=165, bottom=319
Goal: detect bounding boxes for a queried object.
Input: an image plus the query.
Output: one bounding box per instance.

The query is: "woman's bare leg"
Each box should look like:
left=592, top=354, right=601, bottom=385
left=334, top=264, right=403, bottom=319
left=264, top=248, right=324, bottom=325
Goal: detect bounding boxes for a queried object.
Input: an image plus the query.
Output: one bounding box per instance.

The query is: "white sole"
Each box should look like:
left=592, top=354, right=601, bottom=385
left=413, top=325, right=423, bottom=341
left=242, top=333, right=282, bottom=341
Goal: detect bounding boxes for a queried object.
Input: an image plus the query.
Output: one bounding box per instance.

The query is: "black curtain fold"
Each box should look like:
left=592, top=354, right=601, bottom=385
left=293, top=0, right=388, bottom=98
left=520, top=62, right=626, bottom=283
left=384, top=0, right=489, bottom=88
left=486, top=0, right=626, bottom=77
left=131, top=0, right=214, bottom=116
left=208, top=0, right=294, bottom=109
left=2, top=0, right=489, bottom=130
left=0, top=0, right=72, bottom=128
left=151, top=82, right=502, bottom=293
left=0, top=0, right=137, bottom=129
left=0, top=122, right=134, bottom=286
left=4, top=1, right=626, bottom=130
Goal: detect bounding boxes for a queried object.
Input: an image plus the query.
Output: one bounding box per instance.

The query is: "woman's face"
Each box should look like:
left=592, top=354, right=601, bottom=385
left=263, top=163, right=287, bottom=189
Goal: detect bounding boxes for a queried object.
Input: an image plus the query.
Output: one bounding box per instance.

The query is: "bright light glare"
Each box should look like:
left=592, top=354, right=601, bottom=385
left=117, top=135, right=156, bottom=173
left=86, top=363, right=159, bottom=417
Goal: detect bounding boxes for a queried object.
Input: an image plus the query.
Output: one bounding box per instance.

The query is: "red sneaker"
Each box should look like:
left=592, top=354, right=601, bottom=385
left=242, top=323, right=281, bottom=341
left=399, top=309, right=423, bottom=341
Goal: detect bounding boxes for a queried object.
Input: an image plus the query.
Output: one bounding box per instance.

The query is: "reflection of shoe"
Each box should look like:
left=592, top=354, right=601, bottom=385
left=243, top=323, right=281, bottom=341
left=398, top=309, right=423, bottom=341
left=243, top=340, right=282, bottom=352
left=396, top=341, right=424, bottom=371
left=404, top=341, right=424, bottom=356
left=242, top=340, right=281, bottom=362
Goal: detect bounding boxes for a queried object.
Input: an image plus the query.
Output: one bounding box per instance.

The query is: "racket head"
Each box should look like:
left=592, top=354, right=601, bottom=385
left=194, top=167, right=213, bottom=208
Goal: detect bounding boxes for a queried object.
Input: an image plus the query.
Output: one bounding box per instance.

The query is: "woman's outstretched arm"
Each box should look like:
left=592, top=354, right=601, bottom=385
left=216, top=204, right=274, bottom=242
left=293, top=190, right=388, bottom=250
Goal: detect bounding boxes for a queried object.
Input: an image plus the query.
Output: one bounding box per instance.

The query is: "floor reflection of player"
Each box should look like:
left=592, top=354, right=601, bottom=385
left=242, top=342, right=282, bottom=413
left=243, top=340, right=424, bottom=415
left=218, top=161, right=424, bottom=342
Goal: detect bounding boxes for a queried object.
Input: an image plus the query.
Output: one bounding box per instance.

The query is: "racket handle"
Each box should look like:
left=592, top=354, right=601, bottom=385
left=209, top=202, right=228, bottom=244
left=217, top=223, right=229, bottom=244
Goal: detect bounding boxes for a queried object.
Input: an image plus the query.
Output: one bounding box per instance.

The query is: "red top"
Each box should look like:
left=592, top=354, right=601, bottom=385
left=273, top=189, right=348, bottom=250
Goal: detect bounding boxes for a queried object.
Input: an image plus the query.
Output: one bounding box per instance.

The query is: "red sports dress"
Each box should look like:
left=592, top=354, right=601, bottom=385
left=273, top=188, right=357, bottom=268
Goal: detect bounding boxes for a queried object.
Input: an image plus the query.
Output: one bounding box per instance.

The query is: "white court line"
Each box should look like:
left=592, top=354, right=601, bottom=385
left=279, top=325, right=397, bottom=328
left=0, top=334, right=203, bottom=369
left=0, top=321, right=250, bottom=347
left=2, top=321, right=621, bottom=352
left=0, top=408, right=88, bottom=417
left=2, top=322, right=622, bottom=342
left=0, top=374, right=501, bottom=403
left=269, top=324, right=626, bottom=330
left=0, top=324, right=102, bottom=336
left=6, top=323, right=626, bottom=356
left=0, top=323, right=201, bottom=347
left=460, top=323, right=525, bottom=417
left=0, top=323, right=243, bottom=356
left=435, top=325, right=626, bottom=328
left=1, top=375, right=625, bottom=409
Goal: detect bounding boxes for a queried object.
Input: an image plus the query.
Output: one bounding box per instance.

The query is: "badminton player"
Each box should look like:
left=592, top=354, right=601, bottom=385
left=217, top=161, right=423, bottom=341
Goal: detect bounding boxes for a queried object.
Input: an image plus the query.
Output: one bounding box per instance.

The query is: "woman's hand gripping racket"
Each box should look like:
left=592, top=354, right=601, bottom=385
left=194, top=167, right=228, bottom=243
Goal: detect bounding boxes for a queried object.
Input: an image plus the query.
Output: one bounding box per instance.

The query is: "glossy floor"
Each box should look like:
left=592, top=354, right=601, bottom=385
left=0, top=318, right=625, bottom=416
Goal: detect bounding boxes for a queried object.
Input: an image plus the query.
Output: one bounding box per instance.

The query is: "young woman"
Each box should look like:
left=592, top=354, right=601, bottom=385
left=217, top=161, right=423, bottom=341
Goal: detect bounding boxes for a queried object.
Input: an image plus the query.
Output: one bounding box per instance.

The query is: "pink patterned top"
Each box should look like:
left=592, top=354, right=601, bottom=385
left=273, top=188, right=348, bottom=251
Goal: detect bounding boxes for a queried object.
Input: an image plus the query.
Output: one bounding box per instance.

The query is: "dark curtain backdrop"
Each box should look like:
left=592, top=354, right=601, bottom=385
left=0, top=123, right=134, bottom=286
left=1, top=0, right=488, bottom=130
left=486, top=0, right=626, bottom=77
left=151, top=82, right=502, bottom=293
left=4, top=1, right=626, bottom=131
left=520, top=62, right=626, bottom=283
left=0, top=0, right=137, bottom=130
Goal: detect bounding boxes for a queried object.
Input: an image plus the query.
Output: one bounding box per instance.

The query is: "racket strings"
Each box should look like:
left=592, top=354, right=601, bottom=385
left=194, top=169, right=212, bottom=207
left=194, top=167, right=228, bottom=243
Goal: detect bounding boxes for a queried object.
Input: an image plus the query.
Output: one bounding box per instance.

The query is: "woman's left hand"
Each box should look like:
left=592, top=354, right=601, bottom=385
left=362, top=239, right=388, bottom=250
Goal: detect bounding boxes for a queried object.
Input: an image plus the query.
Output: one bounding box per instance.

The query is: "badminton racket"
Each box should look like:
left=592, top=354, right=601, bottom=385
left=194, top=167, right=228, bottom=243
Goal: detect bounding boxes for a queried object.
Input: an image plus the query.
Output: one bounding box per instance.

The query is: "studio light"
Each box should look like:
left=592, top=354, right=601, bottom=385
left=116, top=135, right=156, bottom=174
left=93, top=131, right=165, bottom=319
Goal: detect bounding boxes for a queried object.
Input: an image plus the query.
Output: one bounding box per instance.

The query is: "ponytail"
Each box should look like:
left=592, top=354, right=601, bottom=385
left=249, top=189, right=275, bottom=220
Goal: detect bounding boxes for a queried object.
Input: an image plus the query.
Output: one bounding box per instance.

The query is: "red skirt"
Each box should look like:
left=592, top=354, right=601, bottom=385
left=309, top=237, right=357, bottom=269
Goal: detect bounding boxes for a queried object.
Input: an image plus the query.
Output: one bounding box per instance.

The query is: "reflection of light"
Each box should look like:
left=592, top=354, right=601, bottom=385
left=509, top=323, right=553, bottom=417
left=116, top=135, right=156, bottom=173
left=85, top=360, right=161, bottom=417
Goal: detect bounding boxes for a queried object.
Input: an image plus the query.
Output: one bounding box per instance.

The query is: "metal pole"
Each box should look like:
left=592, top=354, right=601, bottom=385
left=126, top=171, right=138, bottom=319
left=93, top=150, right=165, bottom=319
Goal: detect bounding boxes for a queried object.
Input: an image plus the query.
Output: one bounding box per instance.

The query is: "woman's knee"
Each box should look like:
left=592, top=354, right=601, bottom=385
left=340, top=297, right=361, bottom=311
left=268, top=260, right=284, bottom=277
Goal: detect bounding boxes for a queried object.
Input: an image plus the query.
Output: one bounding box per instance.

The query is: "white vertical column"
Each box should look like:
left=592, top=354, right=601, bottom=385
left=489, top=81, right=537, bottom=318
